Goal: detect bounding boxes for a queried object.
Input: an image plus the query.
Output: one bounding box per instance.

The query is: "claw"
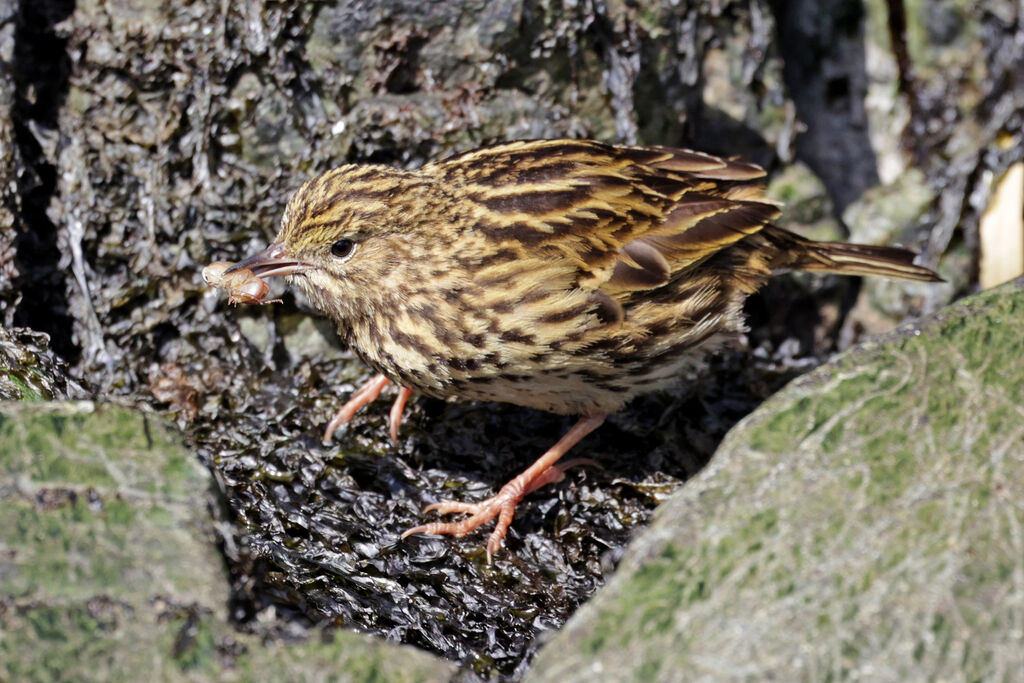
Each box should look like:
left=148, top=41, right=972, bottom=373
left=401, top=490, right=520, bottom=563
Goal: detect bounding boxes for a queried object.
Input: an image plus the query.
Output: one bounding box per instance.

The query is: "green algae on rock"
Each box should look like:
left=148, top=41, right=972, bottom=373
left=528, top=277, right=1024, bottom=682
left=0, top=401, right=455, bottom=683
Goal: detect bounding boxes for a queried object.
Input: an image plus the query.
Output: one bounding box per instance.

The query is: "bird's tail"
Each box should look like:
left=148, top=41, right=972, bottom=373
left=762, top=225, right=942, bottom=282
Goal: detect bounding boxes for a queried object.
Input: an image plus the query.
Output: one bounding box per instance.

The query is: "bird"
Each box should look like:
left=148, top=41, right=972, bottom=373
left=221, top=139, right=940, bottom=562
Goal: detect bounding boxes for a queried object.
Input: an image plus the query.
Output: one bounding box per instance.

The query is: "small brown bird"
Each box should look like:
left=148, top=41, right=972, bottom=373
left=224, top=139, right=939, bottom=561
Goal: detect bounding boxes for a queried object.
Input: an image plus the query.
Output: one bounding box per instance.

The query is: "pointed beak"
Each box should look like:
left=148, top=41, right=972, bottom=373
left=224, top=243, right=312, bottom=279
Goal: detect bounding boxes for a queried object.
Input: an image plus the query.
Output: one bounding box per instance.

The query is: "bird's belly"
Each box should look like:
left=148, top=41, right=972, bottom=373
left=445, top=370, right=623, bottom=416
left=355, top=339, right=631, bottom=415
left=439, top=334, right=729, bottom=416
left=348, top=299, right=741, bottom=416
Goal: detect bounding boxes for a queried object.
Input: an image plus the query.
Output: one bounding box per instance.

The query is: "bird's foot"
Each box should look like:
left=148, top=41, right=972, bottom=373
left=401, top=459, right=598, bottom=562
left=402, top=458, right=600, bottom=561
left=402, top=414, right=608, bottom=563
left=402, top=477, right=528, bottom=564
left=388, top=386, right=414, bottom=442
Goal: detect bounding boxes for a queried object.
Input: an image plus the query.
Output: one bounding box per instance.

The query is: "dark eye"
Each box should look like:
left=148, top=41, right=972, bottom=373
left=330, top=238, right=355, bottom=259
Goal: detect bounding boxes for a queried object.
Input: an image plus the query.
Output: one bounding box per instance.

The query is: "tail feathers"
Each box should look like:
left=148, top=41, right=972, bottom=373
left=792, top=241, right=943, bottom=282
left=764, top=226, right=942, bottom=283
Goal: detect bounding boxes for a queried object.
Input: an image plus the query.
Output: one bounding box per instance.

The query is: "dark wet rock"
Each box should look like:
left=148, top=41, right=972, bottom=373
left=0, top=0, right=22, bottom=326
left=772, top=0, right=881, bottom=213
left=0, top=400, right=456, bottom=682
left=528, top=277, right=1024, bottom=681
left=0, top=326, right=88, bottom=400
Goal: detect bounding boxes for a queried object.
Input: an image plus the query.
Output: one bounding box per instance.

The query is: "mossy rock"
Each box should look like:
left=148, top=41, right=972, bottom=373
left=0, top=401, right=455, bottom=683
left=528, top=276, right=1024, bottom=681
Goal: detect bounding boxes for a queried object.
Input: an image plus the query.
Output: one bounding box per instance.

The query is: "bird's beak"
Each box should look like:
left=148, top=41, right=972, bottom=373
left=224, top=243, right=312, bottom=279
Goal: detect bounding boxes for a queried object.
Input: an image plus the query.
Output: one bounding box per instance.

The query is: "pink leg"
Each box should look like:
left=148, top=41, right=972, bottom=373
left=322, top=374, right=391, bottom=444
left=519, top=457, right=600, bottom=496
left=389, top=386, right=414, bottom=443
left=401, top=414, right=607, bottom=563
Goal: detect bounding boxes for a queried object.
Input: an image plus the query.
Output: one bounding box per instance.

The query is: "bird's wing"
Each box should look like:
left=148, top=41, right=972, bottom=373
left=439, top=139, right=781, bottom=305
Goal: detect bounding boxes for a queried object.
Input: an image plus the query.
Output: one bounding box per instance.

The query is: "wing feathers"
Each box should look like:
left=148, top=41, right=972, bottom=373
left=622, top=146, right=767, bottom=180
left=450, top=139, right=779, bottom=297
left=607, top=240, right=673, bottom=292
left=602, top=199, right=781, bottom=293
left=664, top=201, right=782, bottom=251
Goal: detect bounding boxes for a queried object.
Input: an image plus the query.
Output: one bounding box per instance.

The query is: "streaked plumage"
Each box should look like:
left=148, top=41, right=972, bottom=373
left=224, top=139, right=940, bottom=560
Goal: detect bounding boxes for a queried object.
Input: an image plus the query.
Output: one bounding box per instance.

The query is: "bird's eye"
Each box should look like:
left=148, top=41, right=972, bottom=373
left=330, top=238, right=355, bottom=260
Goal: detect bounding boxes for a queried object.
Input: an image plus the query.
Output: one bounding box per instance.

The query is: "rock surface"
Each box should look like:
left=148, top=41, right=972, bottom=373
left=0, top=326, right=88, bottom=400
left=0, top=400, right=455, bottom=683
left=528, top=277, right=1024, bottom=681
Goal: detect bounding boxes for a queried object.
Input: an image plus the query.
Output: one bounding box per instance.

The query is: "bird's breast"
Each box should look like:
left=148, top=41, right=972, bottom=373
left=341, top=279, right=609, bottom=405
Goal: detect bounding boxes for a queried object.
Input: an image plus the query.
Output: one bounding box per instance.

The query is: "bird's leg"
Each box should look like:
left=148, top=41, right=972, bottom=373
left=520, top=456, right=601, bottom=495
left=322, top=373, right=391, bottom=444
left=402, top=414, right=607, bottom=562
left=389, top=386, right=414, bottom=443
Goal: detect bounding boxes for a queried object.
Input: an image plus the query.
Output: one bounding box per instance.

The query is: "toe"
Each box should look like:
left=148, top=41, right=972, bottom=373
left=422, top=500, right=482, bottom=515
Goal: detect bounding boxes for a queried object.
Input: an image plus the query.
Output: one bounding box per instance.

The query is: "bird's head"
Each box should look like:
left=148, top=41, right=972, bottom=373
left=227, top=164, right=437, bottom=321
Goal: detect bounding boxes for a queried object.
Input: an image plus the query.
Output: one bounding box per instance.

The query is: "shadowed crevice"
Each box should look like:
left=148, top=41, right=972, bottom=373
left=11, top=0, right=77, bottom=361
left=768, top=0, right=880, bottom=215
